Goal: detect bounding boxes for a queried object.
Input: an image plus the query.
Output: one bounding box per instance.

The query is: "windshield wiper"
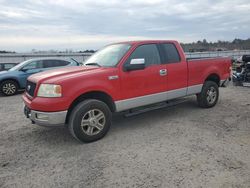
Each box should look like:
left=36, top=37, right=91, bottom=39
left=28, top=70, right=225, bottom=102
left=84, top=62, right=101, bottom=67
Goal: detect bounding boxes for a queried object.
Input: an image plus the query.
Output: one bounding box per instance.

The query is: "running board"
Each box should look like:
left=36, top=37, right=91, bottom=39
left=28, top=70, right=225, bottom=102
left=124, top=98, right=189, bottom=117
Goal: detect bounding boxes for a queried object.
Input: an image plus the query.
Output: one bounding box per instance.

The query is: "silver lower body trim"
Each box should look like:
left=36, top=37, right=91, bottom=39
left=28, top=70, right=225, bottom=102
left=187, top=84, right=203, bottom=95
left=115, top=84, right=203, bottom=112
left=27, top=108, right=67, bottom=127
left=167, top=87, right=187, bottom=100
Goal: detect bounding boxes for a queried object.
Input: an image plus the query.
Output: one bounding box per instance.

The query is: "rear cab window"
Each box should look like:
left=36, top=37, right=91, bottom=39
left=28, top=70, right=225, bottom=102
left=160, top=43, right=181, bottom=64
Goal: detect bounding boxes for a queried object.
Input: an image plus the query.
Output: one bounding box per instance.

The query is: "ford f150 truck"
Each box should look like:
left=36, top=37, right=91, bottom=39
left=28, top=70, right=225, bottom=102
left=22, top=40, right=231, bottom=142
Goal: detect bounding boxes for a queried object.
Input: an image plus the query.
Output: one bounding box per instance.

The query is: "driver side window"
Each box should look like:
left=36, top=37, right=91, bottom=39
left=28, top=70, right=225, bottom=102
left=126, top=44, right=161, bottom=67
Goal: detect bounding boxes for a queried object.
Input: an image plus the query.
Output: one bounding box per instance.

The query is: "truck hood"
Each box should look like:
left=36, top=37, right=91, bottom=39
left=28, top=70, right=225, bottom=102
left=28, top=66, right=101, bottom=83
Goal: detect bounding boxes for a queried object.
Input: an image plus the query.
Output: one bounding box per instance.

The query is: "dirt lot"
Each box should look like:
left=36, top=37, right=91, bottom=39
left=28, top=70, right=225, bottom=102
left=0, top=85, right=250, bottom=188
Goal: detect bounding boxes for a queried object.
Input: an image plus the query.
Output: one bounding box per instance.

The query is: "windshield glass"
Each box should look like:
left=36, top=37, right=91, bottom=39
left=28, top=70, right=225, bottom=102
left=9, top=59, right=32, bottom=71
left=84, top=44, right=131, bottom=67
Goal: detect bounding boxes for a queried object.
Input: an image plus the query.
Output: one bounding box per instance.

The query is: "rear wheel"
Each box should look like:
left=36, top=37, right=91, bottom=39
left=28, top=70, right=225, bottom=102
left=0, top=80, right=18, bottom=96
left=197, top=81, right=219, bottom=108
left=68, top=99, right=112, bottom=143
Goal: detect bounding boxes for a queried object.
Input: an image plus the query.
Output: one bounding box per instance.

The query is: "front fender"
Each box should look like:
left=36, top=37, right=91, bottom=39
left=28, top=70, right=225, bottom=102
left=0, top=74, right=22, bottom=88
left=65, top=80, right=116, bottom=102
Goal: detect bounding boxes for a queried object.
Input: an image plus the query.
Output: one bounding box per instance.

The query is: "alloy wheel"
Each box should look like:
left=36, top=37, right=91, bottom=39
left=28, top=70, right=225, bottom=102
left=2, top=83, right=16, bottom=95
left=206, top=86, right=217, bottom=104
left=80, top=109, right=106, bottom=136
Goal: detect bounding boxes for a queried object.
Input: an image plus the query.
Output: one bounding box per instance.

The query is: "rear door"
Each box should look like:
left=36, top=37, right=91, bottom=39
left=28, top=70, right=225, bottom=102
left=118, top=44, right=168, bottom=111
left=159, top=43, right=188, bottom=100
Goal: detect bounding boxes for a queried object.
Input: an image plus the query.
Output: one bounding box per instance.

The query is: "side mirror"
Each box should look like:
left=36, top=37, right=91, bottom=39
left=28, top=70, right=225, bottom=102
left=124, top=58, right=145, bottom=71
left=21, top=68, right=29, bottom=72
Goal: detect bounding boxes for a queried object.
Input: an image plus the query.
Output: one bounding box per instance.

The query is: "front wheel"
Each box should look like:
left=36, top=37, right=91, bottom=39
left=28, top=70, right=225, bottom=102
left=0, top=80, right=18, bottom=96
left=197, top=81, right=219, bottom=108
left=68, top=99, right=112, bottom=143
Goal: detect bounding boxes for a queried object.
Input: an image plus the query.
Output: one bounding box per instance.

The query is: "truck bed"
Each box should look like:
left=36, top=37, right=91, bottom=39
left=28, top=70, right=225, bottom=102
left=187, top=57, right=232, bottom=86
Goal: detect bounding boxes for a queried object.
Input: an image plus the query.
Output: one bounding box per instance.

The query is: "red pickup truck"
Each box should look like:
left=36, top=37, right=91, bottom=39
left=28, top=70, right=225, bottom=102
left=23, top=40, right=231, bottom=142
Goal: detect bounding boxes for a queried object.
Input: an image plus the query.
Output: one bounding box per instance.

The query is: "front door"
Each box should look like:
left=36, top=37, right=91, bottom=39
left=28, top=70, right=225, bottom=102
left=117, top=44, right=168, bottom=111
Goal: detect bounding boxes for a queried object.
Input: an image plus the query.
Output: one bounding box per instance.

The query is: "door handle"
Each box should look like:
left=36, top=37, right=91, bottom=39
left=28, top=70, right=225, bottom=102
left=159, top=69, right=167, bottom=76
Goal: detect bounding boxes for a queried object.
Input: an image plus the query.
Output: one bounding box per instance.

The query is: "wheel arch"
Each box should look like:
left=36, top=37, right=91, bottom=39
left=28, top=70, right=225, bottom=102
left=204, top=73, right=220, bottom=86
left=65, top=91, right=116, bottom=124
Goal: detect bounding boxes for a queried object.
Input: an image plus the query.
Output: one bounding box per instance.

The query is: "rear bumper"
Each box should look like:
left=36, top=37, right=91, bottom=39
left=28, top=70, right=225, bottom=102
left=24, top=106, right=67, bottom=127
left=220, top=78, right=231, bottom=87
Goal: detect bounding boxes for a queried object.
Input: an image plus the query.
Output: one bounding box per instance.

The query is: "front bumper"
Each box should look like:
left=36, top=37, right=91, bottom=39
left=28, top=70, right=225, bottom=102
left=220, top=78, right=231, bottom=87
left=24, top=106, right=67, bottom=127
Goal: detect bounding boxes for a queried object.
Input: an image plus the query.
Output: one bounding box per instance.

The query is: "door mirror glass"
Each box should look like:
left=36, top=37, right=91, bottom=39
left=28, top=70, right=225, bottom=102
left=130, top=58, right=145, bottom=65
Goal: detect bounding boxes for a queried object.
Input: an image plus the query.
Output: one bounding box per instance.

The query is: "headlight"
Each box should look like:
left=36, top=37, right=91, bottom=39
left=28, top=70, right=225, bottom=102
left=37, top=84, right=62, bottom=97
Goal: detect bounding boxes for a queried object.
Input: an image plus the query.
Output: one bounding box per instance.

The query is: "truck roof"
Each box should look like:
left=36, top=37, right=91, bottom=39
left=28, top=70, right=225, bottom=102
left=114, top=40, right=179, bottom=45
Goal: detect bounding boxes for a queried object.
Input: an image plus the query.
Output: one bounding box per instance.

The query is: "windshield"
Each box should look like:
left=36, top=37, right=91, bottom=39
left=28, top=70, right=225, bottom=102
left=9, top=59, right=32, bottom=71
left=84, top=44, right=131, bottom=67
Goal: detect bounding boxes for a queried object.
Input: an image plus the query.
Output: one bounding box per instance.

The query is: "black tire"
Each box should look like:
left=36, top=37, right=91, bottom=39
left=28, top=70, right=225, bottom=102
left=68, top=99, right=112, bottom=143
left=0, top=80, right=18, bottom=96
left=197, top=81, right=219, bottom=108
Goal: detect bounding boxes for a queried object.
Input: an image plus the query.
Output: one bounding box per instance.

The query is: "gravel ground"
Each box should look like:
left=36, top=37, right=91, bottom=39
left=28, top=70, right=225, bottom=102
left=0, top=85, right=250, bottom=188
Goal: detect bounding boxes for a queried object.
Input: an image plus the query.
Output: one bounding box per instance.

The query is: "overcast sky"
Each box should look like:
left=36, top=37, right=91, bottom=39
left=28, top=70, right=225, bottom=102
left=0, top=0, right=250, bottom=52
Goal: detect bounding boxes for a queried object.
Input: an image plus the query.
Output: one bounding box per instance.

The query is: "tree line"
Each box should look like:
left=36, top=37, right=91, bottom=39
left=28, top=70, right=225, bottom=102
left=181, top=38, right=250, bottom=52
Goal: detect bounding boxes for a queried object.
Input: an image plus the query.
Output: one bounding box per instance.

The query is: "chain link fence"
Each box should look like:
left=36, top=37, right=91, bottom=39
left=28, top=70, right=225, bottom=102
left=1, top=50, right=250, bottom=64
